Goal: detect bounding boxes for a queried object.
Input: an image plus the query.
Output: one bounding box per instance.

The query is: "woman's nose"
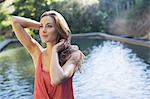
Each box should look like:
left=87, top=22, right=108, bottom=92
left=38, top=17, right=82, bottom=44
left=42, top=27, right=47, bottom=33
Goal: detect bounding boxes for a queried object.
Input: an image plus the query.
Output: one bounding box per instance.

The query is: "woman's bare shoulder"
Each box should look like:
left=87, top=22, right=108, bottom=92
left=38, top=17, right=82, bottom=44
left=30, top=41, right=44, bottom=66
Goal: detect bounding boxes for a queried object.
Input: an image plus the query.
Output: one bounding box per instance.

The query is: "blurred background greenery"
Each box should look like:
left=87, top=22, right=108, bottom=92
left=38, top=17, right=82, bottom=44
left=0, top=0, right=150, bottom=41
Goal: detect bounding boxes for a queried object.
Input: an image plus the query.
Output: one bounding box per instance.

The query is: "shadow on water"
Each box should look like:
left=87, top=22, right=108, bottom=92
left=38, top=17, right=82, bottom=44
left=124, top=44, right=150, bottom=66
left=0, top=36, right=150, bottom=99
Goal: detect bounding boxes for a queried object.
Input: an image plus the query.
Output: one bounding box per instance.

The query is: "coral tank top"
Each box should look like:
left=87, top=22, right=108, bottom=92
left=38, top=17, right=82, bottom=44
left=34, top=53, right=74, bottom=99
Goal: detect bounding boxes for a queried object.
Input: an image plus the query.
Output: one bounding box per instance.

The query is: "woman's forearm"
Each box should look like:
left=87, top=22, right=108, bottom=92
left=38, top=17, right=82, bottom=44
left=50, top=49, right=67, bottom=86
left=12, top=16, right=40, bottom=30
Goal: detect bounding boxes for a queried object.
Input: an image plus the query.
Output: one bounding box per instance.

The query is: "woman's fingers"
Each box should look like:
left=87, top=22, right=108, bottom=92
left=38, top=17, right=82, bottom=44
left=54, top=39, right=68, bottom=52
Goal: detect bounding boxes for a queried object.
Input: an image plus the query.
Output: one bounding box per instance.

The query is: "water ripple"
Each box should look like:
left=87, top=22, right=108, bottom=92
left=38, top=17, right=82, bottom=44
left=74, top=41, right=150, bottom=99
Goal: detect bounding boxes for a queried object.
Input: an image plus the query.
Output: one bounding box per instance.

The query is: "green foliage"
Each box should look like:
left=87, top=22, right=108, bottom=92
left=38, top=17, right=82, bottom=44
left=12, top=0, right=50, bottom=21
left=48, top=0, right=109, bottom=33
left=0, top=0, right=149, bottom=39
left=0, top=1, right=12, bottom=37
left=128, top=0, right=150, bottom=20
left=126, top=0, right=150, bottom=36
left=10, top=0, right=112, bottom=34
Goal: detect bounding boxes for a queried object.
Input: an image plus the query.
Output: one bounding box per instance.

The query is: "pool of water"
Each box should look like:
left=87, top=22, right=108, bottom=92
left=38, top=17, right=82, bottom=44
left=0, top=37, right=150, bottom=99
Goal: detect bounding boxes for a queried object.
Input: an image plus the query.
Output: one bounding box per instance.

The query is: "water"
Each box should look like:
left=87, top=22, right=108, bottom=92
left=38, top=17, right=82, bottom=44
left=0, top=48, right=34, bottom=99
left=73, top=40, right=150, bottom=99
left=0, top=37, right=150, bottom=99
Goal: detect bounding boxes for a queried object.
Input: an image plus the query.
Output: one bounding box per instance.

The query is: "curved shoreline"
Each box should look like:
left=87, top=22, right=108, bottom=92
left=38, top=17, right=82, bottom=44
left=0, top=32, right=150, bottom=52
left=72, top=32, right=150, bottom=48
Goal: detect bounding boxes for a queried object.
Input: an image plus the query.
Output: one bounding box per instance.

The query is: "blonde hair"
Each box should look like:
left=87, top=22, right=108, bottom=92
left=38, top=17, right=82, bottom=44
left=40, top=10, right=71, bottom=43
left=40, top=10, right=81, bottom=68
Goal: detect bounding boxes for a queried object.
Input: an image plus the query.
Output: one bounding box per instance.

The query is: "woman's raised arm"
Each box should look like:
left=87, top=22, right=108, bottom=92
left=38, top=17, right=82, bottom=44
left=11, top=16, right=42, bottom=65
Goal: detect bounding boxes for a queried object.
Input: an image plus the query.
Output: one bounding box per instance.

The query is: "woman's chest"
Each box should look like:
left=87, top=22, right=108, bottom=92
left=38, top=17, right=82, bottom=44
left=41, top=57, right=51, bottom=73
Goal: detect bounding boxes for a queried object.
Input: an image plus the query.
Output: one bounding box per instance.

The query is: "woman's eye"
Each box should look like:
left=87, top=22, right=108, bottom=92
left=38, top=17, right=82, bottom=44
left=40, top=25, right=43, bottom=28
left=47, top=25, right=53, bottom=28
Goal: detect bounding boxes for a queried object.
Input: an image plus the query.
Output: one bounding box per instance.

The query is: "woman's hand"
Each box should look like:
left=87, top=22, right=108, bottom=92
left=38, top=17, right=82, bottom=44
left=52, top=39, right=69, bottom=52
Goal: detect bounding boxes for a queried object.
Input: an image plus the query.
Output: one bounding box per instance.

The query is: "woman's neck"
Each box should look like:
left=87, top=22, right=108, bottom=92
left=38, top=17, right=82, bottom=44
left=45, top=42, right=55, bottom=57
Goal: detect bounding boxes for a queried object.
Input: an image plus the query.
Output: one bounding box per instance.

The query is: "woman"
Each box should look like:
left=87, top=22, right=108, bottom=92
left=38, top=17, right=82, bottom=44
left=11, top=10, right=84, bottom=99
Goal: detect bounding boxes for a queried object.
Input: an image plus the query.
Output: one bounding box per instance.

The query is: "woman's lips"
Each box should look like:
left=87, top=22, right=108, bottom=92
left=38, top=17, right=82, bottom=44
left=41, top=35, right=48, bottom=37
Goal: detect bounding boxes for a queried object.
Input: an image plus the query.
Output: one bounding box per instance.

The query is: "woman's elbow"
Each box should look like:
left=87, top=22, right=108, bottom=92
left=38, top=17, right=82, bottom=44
left=51, top=79, right=63, bottom=87
left=11, top=16, right=18, bottom=24
left=51, top=81, right=60, bottom=87
left=50, top=75, right=67, bottom=86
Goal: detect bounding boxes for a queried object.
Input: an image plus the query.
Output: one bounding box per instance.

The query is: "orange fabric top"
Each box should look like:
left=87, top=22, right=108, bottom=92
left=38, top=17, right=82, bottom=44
left=34, top=53, right=74, bottom=99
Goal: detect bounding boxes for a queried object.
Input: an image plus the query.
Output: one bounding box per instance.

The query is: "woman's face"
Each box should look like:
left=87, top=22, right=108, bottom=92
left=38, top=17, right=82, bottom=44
left=39, top=16, right=57, bottom=43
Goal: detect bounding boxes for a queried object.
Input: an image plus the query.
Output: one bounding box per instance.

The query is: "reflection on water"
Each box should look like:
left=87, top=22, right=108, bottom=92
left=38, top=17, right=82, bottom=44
left=73, top=41, right=150, bottom=99
left=0, top=48, right=34, bottom=99
left=0, top=39, right=150, bottom=99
